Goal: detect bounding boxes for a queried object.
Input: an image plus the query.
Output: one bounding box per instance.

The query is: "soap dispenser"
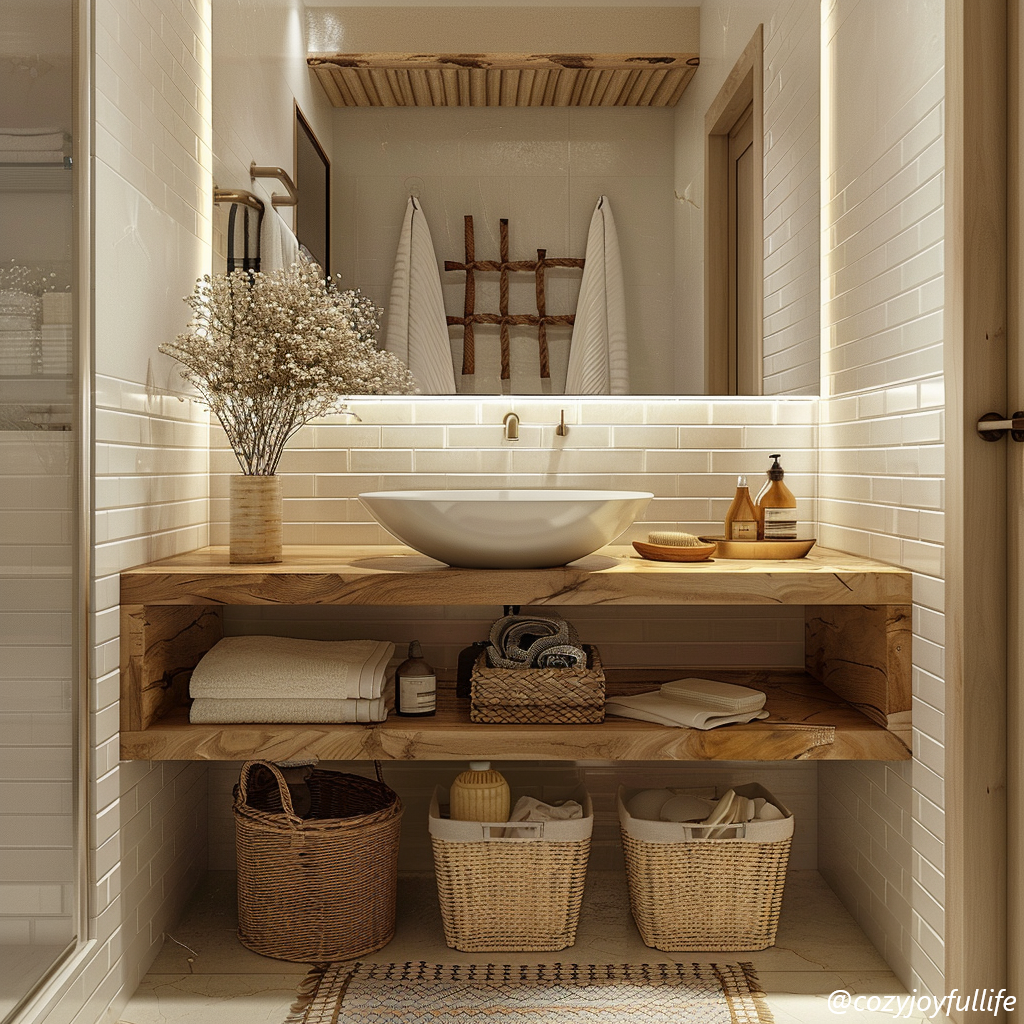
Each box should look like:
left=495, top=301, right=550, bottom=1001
left=395, top=641, right=436, bottom=717
left=724, top=476, right=758, bottom=540
left=755, top=454, right=797, bottom=539
left=449, top=762, right=510, bottom=822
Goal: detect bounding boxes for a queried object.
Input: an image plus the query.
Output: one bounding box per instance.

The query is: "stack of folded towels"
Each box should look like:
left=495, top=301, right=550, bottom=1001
left=605, top=677, right=769, bottom=730
left=189, top=636, right=396, bottom=724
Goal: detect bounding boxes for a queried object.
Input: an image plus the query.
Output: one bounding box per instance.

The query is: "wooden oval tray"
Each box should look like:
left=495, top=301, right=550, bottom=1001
left=632, top=539, right=717, bottom=562
left=699, top=537, right=816, bottom=560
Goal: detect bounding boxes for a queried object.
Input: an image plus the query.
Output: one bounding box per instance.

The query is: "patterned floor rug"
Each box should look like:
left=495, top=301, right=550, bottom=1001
left=284, top=961, right=774, bottom=1023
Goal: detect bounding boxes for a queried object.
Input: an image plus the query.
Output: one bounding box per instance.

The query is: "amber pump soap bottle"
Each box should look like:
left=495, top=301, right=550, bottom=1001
left=449, top=762, right=510, bottom=822
left=395, top=640, right=436, bottom=717
left=724, top=476, right=758, bottom=540
left=755, top=454, right=797, bottom=539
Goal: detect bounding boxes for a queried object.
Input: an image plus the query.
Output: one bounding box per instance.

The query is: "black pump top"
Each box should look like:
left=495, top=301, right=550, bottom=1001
left=769, top=454, right=784, bottom=481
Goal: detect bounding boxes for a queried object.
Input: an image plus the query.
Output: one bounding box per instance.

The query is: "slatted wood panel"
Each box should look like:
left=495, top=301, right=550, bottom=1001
left=308, top=53, right=699, bottom=107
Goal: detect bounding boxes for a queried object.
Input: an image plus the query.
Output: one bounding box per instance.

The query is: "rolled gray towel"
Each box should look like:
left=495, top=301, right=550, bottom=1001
left=485, top=614, right=586, bottom=669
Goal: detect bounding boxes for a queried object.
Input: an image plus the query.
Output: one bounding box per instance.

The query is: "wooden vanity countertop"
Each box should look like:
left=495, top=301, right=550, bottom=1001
left=120, top=543, right=912, bottom=607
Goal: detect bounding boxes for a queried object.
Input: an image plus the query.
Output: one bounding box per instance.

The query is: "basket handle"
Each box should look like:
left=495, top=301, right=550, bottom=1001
left=237, top=759, right=303, bottom=825
left=482, top=821, right=545, bottom=839
left=684, top=822, right=748, bottom=839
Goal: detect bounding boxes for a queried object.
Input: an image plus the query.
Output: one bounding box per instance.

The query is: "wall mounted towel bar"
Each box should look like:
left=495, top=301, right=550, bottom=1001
left=249, top=162, right=298, bottom=207
left=213, top=187, right=265, bottom=213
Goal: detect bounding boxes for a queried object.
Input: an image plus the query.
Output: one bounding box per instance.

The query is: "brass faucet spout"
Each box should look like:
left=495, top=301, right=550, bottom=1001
left=502, top=411, right=520, bottom=441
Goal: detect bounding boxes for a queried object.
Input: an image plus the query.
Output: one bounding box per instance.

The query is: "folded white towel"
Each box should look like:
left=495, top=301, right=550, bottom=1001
left=605, top=690, right=770, bottom=730
left=384, top=196, right=456, bottom=394
left=189, top=695, right=389, bottom=724
left=0, top=130, right=68, bottom=152
left=505, top=795, right=585, bottom=838
left=189, top=637, right=395, bottom=700
left=0, top=151, right=66, bottom=163
left=660, top=677, right=766, bottom=714
left=259, top=208, right=300, bottom=272
left=565, top=195, right=629, bottom=395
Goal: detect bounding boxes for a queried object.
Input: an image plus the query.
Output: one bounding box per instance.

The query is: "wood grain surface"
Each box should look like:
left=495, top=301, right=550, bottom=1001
left=119, top=671, right=910, bottom=762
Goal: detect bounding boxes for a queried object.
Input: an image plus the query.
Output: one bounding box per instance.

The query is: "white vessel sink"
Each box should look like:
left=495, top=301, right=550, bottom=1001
left=359, top=489, right=653, bottom=569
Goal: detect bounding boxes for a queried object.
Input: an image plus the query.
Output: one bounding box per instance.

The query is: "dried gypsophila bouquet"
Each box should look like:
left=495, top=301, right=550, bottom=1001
left=160, top=257, right=416, bottom=476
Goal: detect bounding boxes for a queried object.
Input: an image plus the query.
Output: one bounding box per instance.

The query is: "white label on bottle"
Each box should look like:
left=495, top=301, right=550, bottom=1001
left=399, top=674, right=436, bottom=711
left=763, top=507, right=797, bottom=539
left=730, top=520, right=758, bottom=540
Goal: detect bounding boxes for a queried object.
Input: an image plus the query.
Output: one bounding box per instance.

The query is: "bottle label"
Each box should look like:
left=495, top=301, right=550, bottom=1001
left=763, top=507, right=797, bottom=539
left=730, top=520, right=758, bottom=540
left=399, top=674, right=436, bottom=712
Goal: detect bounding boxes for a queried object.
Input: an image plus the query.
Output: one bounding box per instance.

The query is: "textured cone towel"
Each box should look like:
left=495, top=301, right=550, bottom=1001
left=385, top=196, right=457, bottom=394
left=565, top=195, right=629, bottom=395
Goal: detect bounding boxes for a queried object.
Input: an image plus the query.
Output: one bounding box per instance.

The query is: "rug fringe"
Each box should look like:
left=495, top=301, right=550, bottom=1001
left=738, top=961, right=775, bottom=1024
left=282, top=964, right=328, bottom=1024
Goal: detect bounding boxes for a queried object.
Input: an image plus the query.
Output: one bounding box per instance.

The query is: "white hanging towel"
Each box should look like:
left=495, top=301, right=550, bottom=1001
left=259, top=207, right=300, bottom=272
left=565, top=195, right=629, bottom=395
left=385, top=196, right=457, bottom=394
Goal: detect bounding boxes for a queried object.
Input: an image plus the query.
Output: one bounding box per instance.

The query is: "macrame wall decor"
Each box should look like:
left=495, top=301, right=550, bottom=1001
left=445, top=216, right=585, bottom=380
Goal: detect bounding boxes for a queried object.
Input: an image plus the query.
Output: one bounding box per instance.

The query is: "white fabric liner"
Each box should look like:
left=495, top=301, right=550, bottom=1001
left=564, top=195, right=629, bottom=395
left=385, top=196, right=457, bottom=394
left=618, top=783, right=794, bottom=845
left=429, top=786, right=594, bottom=843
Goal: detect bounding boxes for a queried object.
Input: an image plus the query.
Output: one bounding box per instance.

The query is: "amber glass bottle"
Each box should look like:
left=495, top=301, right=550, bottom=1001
left=756, top=454, right=797, bottom=539
left=724, top=476, right=758, bottom=540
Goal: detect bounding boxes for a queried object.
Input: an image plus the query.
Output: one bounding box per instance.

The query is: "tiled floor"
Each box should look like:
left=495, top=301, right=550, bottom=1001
left=118, top=870, right=946, bottom=1024
left=0, top=945, right=70, bottom=1021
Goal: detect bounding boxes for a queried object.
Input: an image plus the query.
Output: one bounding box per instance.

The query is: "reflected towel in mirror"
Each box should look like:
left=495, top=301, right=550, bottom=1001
left=385, top=196, right=456, bottom=394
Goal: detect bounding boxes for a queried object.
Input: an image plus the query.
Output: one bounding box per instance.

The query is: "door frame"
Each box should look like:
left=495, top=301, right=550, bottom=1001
left=704, top=25, right=764, bottom=395
left=945, top=0, right=1009, bottom=1012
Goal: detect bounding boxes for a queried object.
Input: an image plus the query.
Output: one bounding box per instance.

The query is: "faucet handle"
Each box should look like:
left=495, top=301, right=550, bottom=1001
left=556, top=409, right=569, bottom=437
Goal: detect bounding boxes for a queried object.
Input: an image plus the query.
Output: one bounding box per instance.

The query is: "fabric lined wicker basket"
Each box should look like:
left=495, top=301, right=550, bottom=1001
left=233, top=760, right=403, bottom=962
left=429, top=787, right=593, bottom=951
left=617, top=783, right=793, bottom=951
left=469, top=645, right=605, bottom=724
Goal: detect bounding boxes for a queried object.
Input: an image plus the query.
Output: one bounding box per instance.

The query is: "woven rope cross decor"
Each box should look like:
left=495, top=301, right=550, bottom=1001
left=445, top=216, right=585, bottom=380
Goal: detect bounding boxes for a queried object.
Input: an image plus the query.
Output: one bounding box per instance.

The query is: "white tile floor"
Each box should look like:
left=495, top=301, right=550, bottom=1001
left=118, top=870, right=948, bottom=1024
left=0, top=945, right=69, bottom=1021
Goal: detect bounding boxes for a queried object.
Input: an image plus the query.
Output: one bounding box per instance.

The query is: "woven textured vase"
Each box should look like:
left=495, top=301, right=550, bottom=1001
left=229, top=475, right=282, bottom=564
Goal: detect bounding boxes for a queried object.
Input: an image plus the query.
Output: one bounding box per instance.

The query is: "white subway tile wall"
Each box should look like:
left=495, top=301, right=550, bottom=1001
left=673, top=0, right=820, bottom=396
left=209, top=396, right=819, bottom=547
left=37, top=0, right=215, bottom=1018
left=818, top=0, right=945, bottom=1000
left=0, top=434, right=74, bottom=948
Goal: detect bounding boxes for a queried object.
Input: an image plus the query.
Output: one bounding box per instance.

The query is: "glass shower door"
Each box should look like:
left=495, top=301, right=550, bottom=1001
left=0, top=0, right=82, bottom=1018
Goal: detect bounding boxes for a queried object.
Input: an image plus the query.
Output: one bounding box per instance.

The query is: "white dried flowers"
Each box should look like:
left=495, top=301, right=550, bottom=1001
left=160, top=258, right=416, bottom=476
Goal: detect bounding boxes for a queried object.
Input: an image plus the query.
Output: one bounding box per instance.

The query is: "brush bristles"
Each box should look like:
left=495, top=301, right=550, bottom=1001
left=647, top=530, right=703, bottom=547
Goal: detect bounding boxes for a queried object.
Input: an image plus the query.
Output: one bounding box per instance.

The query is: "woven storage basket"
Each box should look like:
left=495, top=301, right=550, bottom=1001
left=233, top=760, right=403, bottom=962
left=618, top=783, right=793, bottom=951
left=470, top=645, right=605, bottom=724
left=429, top=787, right=592, bottom=951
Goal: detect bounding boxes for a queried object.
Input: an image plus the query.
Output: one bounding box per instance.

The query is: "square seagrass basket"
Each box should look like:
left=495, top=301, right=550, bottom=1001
left=470, top=645, right=605, bottom=724
left=429, top=787, right=593, bottom=951
left=618, top=782, right=793, bottom=951
left=233, top=759, right=403, bottom=962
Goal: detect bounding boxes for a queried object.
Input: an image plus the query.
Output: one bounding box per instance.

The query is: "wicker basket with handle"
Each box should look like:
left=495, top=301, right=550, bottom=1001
left=233, top=759, right=403, bottom=962
left=618, top=783, right=792, bottom=951
left=470, top=645, right=605, bottom=724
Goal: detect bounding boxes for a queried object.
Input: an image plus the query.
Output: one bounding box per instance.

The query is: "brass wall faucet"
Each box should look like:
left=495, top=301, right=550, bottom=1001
left=502, top=411, right=520, bottom=441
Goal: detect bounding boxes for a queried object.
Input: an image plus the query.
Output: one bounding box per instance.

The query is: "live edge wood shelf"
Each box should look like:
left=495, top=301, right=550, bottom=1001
left=119, top=544, right=912, bottom=763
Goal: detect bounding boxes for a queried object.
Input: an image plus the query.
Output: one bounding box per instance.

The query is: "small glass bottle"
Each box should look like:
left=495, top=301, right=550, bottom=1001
left=757, top=454, right=797, bottom=539
left=724, top=475, right=758, bottom=540
left=395, top=640, right=436, bottom=717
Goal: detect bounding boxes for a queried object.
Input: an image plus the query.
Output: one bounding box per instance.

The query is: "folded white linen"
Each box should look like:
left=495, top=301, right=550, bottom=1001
left=259, top=208, right=300, bottom=272
left=605, top=690, right=770, bottom=730
left=506, top=795, right=585, bottom=838
left=0, top=129, right=68, bottom=150
left=189, top=637, right=395, bottom=700
left=384, top=196, right=456, bottom=394
left=0, top=151, right=66, bottom=163
left=659, top=677, right=766, bottom=714
left=189, top=695, right=388, bottom=724
left=565, top=195, right=629, bottom=395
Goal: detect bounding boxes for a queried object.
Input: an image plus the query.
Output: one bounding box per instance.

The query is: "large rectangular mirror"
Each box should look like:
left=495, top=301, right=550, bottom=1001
left=224, top=2, right=820, bottom=398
